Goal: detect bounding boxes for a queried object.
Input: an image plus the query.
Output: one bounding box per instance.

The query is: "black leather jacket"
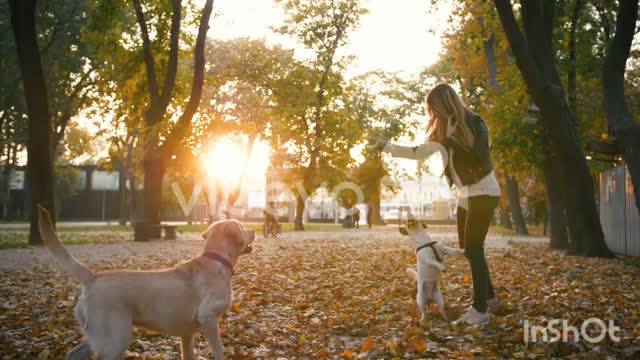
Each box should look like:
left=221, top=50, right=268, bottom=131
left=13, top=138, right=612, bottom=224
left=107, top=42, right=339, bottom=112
left=442, top=112, right=494, bottom=187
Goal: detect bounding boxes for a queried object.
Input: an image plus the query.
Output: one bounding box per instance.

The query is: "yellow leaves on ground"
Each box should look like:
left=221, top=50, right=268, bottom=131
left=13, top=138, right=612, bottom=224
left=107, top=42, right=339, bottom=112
left=409, top=337, right=426, bottom=352
left=0, top=227, right=639, bottom=358
left=340, top=349, right=354, bottom=358
left=360, top=337, right=375, bottom=352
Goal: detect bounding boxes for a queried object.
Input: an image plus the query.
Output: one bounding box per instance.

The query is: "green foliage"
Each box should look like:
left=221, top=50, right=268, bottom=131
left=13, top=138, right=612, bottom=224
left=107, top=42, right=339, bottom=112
left=1, top=0, right=97, bottom=163
left=428, top=0, right=636, bottom=179
left=272, top=0, right=368, bottom=195
left=348, top=71, right=424, bottom=201
left=275, top=0, right=367, bottom=68
left=54, top=166, right=81, bottom=216
left=58, top=122, right=102, bottom=165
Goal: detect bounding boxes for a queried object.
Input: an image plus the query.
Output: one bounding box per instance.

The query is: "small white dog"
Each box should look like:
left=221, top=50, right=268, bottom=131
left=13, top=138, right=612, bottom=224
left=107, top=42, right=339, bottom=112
left=400, top=217, right=464, bottom=322
left=37, top=205, right=254, bottom=360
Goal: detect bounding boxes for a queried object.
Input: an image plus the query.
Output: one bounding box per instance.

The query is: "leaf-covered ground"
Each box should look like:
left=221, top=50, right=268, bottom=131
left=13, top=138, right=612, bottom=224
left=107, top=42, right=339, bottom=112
left=0, top=222, right=343, bottom=249
left=0, top=227, right=638, bottom=359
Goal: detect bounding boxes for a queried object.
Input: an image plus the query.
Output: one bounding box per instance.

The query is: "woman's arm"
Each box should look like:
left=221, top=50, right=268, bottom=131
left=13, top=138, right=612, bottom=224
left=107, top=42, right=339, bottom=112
left=383, top=143, right=444, bottom=160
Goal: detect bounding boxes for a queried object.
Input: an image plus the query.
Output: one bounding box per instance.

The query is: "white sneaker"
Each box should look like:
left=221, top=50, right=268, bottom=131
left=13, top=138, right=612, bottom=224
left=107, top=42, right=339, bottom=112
left=487, top=297, right=501, bottom=312
left=457, top=306, right=489, bottom=325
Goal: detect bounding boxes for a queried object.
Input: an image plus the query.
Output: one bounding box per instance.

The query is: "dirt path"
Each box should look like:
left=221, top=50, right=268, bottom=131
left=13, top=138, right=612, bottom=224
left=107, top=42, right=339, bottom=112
left=0, top=227, right=545, bottom=271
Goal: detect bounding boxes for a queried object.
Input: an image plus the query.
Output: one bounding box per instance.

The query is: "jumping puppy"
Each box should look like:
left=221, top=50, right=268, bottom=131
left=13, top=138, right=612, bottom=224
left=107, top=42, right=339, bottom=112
left=400, top=217, right=463, bottom=323
left=37, top=205, right=254, bottom=360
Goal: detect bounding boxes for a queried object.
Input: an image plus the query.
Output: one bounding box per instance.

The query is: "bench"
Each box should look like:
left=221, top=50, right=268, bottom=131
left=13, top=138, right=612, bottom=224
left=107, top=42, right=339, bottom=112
left=151, top=224, right=177, bottom=240
left=133, top=223, right=177, bottom=241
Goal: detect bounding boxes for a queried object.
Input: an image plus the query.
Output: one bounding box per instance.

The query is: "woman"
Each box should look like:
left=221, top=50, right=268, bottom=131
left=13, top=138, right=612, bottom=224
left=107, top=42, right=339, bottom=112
left=379, top=83, right=500, bottom=325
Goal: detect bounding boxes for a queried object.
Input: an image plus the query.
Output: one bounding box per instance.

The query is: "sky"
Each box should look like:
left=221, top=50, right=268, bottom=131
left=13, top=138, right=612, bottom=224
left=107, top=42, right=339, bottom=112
left=208, top=0, right=451, bottom=77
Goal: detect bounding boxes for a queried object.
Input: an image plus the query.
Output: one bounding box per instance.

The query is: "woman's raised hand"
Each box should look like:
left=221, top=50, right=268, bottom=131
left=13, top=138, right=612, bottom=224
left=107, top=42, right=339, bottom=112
left=369, top=137, right=388, bottom=151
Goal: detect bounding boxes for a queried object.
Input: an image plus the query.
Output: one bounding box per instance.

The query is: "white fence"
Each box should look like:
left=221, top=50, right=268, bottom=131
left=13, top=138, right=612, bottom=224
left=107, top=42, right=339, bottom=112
left=600, top=164, right=640, bottom=256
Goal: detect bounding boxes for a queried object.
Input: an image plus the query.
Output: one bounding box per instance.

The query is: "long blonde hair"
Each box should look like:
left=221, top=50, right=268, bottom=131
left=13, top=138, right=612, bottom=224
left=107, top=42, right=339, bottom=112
left=425, top=84, right=474, bottom=148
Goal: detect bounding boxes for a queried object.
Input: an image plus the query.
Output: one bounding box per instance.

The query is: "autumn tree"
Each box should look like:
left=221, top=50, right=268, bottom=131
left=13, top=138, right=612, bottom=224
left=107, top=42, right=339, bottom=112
left=602, top=0, right=640, bottom=213
left=7, top=0, right=55, bottom=244
left=493, top=0, right=612, bottom=257
left=276, top=0, right=367, bottom=230
left=4, top=0, right=98, bottom=240
left=198, top=39, right=293, bottom=219
left=134, top=0, right=214, bottom=231
left=348, top=71, right=421, bottom=225
left=85, top=0, right=213, bottom=232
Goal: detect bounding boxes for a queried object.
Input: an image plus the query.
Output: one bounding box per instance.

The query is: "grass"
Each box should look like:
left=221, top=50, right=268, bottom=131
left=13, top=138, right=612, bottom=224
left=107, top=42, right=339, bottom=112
left=0, top=222, right=344, bottom=250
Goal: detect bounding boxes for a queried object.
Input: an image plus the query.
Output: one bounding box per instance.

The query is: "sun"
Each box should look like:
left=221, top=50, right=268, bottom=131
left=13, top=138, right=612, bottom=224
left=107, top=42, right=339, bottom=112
left=200, top=138, right=271, bottom=187
left=201, top=140, right=245, bottom=184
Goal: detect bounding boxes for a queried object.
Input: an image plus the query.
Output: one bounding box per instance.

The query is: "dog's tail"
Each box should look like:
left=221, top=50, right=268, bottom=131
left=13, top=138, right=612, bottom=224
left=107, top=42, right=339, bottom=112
left=38, top=205, right=95, bottom=287
left=406, top=268, right=418, bottom=281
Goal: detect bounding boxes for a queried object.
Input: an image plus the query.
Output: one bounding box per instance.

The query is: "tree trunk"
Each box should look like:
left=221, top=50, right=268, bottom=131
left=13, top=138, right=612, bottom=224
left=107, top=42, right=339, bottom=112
left=482, top=28, right=527, bottom=233
left=23, top=167, right=31, bottom=221
left=142, top=157, right=165, bottom=227
left=129, top=173, right=137, bottom=222
left=2, top=147, right=12, bottom=219
left=369, top=194, right=384, bottom=225
left=494, top=0, right=612, bottom=257
left=542, top=141, right=569, bottom=249
left=506, top=176, right=528, bottom=235
left=496, top=172, right=513, bottom=229
left=135, top=0, right=213, bottom=229
left=294, top=192, right=305, bottom=230
left=602, top=0, right=640, bottom=215
left=499, top=203, right=512, bottom=229
left=118, top=166, right=128, bottom=226
left=567, top=0, right=584, bottom=122
left=125, top=131, right=136, bottom=222
left=9, top=0, right=56, bottom=245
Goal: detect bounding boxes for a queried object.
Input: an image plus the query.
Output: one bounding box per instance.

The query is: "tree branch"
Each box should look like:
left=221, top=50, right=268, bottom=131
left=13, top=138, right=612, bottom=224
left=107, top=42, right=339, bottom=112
left=160, top=0, right=214, bottom=156
left=132, top=0, right=160, bottom=107
left=603, top=0, right=639, bottom=129
left=593, top=2, right=612, bottom=43
left=158, top=0, right=181, bottom=112
left=493, top=0, right=544, bottom=92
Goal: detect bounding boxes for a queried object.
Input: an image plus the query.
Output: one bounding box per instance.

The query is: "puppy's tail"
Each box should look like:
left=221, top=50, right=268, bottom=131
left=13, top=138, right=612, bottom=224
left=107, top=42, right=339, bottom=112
left=38, top=205, right=95, bottom=287
left=406, top=268, right=418, bottom=281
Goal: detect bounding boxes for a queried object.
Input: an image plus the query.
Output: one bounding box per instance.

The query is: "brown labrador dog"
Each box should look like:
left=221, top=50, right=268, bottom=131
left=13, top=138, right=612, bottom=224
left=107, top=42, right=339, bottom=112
left=37, top=205, right=254, bottom=360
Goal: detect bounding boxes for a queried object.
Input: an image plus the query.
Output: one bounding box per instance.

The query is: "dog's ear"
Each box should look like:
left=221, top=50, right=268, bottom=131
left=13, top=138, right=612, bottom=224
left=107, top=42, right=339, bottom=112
left=399, top=227, right=408, bottom=236
left=420, top=221, right=428, bottom=229
left=201, top=223, right=214, bottom=240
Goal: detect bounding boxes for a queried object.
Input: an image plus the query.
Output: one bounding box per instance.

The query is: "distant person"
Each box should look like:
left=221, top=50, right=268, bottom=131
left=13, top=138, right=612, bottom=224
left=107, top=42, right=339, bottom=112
left=375, top=83, right=501, bottom=325
left=263, top=201, right=279, bottom=236
left=352, top=207, right=360, bottom=229
left=366, top=201, right=373, bottom=229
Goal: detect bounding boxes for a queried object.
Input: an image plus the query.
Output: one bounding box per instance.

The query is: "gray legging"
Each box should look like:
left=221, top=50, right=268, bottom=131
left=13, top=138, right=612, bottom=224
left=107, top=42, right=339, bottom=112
left=457, top=195, right=499, bottom=313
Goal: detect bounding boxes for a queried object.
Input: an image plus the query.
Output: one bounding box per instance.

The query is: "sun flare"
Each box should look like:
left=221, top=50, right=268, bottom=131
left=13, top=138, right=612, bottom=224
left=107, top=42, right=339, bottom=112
left=201, top=138, right=271, bottom=188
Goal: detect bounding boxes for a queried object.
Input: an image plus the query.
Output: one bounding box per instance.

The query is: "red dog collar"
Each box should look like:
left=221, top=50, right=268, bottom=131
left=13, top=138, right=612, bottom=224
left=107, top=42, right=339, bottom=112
left=201, top=251, right=234, bottom=274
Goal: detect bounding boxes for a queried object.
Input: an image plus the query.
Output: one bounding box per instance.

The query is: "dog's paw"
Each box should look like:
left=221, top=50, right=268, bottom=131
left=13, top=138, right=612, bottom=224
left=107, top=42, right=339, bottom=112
left=418, top=317, right=428, bottom=327
left=437, top=263, right=447, bottom=272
